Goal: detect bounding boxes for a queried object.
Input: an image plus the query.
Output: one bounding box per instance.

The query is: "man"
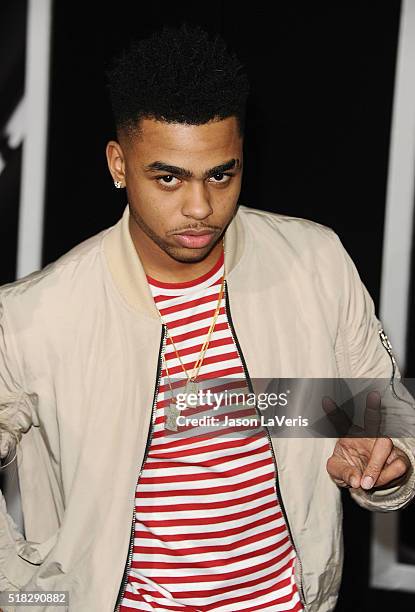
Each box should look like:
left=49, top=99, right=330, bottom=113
left=0, top=23, right=414, bottom=612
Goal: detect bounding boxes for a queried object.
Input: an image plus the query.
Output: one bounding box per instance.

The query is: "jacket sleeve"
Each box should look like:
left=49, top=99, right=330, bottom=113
left=330, top=231, right=415, bottom=511
left=0, top=293, right=39, bottom=590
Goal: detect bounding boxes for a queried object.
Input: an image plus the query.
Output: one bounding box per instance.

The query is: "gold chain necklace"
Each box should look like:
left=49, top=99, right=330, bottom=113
left=164, top=272, right=225, bottom=383
left=155, top=243, right=225, bottom=430
left=162, top=275, right=224, bottom=431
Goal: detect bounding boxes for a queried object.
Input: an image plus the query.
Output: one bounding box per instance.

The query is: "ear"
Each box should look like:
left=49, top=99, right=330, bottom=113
left=106, top=140, right=126, bottom=187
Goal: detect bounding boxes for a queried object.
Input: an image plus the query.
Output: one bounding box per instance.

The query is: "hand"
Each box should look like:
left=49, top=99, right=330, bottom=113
left=324, top=391, right=411, bottom=490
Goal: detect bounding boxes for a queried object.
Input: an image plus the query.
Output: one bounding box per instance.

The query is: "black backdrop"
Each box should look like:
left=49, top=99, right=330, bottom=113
left=6, top=1, right=415, bottom=610
left=0, top=0, right=27, bottom=284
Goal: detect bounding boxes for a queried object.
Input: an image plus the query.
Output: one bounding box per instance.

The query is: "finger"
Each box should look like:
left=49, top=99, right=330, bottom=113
left=332, top=477, right=352, bottom=488
left=361, top=437, right=393, bottom=489
left=363, top=391, right=382, bottom=437
left=322, top=396, right=352, bottom=437
left=327, top=455, right=362, bottom=488
left=372, top=452, right=411, bottom=488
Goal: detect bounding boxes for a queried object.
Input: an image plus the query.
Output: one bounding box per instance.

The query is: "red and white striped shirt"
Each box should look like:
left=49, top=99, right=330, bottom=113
left=120, top=248, right=303, bottom=612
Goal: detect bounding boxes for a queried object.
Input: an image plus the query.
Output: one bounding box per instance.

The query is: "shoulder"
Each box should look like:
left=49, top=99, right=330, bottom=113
left=237, top=204, right=343, bottom=263
left=0, top=224, right=113, bottom=320
left=238, top=204, right=336, bottom=238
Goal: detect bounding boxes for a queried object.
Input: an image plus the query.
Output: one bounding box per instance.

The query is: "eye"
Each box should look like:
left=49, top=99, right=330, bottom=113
left=208, top=173, right=233, bottom=184
left=156, top=175, right=181, bottom=188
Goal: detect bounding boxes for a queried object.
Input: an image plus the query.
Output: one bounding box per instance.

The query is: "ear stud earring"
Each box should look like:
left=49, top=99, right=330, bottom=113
left=114, top=180, right=123, bottom=189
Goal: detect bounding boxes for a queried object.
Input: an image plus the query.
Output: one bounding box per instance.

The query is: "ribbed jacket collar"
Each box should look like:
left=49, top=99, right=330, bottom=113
left=102, top=203, right=245, bottom=319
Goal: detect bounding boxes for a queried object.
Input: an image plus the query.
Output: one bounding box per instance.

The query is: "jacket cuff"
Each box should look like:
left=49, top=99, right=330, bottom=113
left=349, top=438, right=415, bottom=511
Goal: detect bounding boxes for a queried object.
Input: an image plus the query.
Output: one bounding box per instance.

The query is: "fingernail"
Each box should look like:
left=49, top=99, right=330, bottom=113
left=362, top=476, right=374, bottom=490
left=350, top=476, right=360, bottom=488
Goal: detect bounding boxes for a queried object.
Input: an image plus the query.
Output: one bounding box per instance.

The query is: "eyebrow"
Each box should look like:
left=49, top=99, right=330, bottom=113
left=143, top=158, right=241, bottom=180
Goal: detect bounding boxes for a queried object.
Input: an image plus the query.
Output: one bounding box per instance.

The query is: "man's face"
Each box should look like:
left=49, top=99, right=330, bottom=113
left=108, top=116, right=243, bottom=264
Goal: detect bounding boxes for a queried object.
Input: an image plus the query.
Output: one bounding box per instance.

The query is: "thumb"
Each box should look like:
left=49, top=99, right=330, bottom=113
left=361, top=437, right=393, bottom=489
left=327, top=454, right=362, bottom=488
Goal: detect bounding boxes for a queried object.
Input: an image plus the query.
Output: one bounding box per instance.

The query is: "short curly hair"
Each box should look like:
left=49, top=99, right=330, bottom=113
left=106, top=23, right=250, bottom=138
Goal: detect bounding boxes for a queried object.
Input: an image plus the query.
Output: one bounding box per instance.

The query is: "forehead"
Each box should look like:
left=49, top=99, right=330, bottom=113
left=126, top=117, right=243, bottom=165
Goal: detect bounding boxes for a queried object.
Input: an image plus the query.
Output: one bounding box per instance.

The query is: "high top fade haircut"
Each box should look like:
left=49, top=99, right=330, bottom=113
left=106, top=23, right=250, bottom=139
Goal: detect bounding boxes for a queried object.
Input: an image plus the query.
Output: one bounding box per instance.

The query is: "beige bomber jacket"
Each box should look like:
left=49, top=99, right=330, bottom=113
left=0, top=204, right=415, bottom=612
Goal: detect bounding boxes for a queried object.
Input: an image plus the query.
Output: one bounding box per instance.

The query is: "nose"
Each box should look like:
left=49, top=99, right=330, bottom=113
left=180, top=181, right=213, bottom=221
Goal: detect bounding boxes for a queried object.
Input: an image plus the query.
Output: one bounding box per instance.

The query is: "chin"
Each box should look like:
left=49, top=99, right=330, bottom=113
left=166, top=245, right=213, bottom=264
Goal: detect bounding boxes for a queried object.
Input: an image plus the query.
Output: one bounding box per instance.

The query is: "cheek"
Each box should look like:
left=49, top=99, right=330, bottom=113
left=126, top=173, right=151, bottom=203
left=126, top=178, right=158, bottom=216
left=127, top=185, right=160, bottom=225
left=212, top=183, right=241, bottom=211
left=129, top=186, right=184, bottom=235
left=139, top=199, right=166, bottom=230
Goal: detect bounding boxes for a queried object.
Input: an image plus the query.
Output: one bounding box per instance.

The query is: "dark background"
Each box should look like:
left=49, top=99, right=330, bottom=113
left=0, top=0, right=27, bottom=283
left=3, top=1, right=415, bottom=610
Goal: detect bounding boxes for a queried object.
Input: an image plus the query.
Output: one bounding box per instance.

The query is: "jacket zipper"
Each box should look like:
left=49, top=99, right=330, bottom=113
left=379, top=328, right=397, bottom=382
left=378, top=328, right=414, bottom=404
left=223, top=280, right=308, bottom=608
left=113, top=325, right=167, bottom=611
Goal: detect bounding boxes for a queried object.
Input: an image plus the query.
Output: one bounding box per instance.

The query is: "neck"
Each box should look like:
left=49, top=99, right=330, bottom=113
left=128, top=217, right=224, bottom=283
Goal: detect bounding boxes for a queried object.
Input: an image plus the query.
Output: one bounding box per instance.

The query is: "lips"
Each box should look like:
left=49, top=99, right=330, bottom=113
left=176, top=230, right=213, bottom=236
left=173, top=229, right=216, bottom=248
